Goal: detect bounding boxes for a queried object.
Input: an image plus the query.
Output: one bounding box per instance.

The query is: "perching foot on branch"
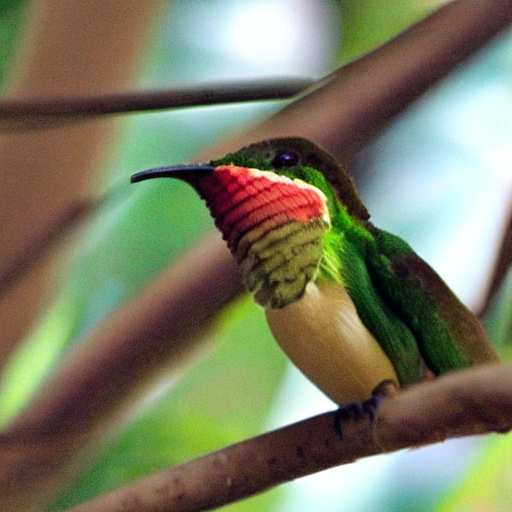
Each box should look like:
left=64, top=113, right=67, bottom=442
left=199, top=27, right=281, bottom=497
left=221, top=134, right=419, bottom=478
left=334, top=380, right=398, bottom=439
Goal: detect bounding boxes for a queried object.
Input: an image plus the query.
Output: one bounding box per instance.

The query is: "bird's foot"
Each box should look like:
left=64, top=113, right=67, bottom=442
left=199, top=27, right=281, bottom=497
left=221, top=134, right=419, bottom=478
left=333, top=380, right=398, bottom=439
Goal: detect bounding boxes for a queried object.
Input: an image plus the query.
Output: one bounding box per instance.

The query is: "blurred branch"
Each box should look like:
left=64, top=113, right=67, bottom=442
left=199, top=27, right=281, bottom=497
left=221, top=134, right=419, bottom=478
left=199, top=0, right=512, bottom=165
left=0, top=200, right=95, bottom=298
left=0, top=78, right=314, bottom=132
left=1, top=0, right=511, bottom=510
left=480, top=200, right=512, bottom=317
left=6, top=235, right=241, bottom=438
left=0, top=0, right=164, bottom=370
left=0, top=234, right=242, bottom=511
left=68, top=363, right=512, bottom=512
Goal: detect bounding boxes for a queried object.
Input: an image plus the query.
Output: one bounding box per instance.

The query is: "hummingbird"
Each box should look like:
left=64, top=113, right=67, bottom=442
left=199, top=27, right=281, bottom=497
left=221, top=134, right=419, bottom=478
left=131, top=137, right=499, bottom=406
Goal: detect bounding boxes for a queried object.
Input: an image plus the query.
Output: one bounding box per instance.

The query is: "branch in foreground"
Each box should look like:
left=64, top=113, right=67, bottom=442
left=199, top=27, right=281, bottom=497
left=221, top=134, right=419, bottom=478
left=69, top=363, right=512, bottom=512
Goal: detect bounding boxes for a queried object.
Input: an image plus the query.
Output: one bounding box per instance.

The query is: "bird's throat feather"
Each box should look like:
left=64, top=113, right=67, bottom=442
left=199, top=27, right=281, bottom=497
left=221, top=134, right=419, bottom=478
left=196, top=165, right=331, bottom=308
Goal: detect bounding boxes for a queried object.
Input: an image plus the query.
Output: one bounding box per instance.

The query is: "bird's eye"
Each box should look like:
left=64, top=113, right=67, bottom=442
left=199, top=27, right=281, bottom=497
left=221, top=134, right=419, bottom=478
left=272, top=151, right=300, bottom=169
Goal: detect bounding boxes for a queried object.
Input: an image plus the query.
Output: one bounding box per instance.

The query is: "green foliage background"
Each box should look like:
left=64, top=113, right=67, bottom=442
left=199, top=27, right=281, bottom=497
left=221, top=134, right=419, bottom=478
left=0, top=1, right=511, bottom=511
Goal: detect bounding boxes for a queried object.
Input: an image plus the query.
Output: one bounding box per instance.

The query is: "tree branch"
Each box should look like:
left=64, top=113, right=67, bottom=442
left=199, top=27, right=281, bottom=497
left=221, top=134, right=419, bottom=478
left=479, top=200, right=512, bottom=317
left=199, top=0, right=512, bottom=165
left=0, top=200, right=96, bottom=298
left=67, top=363, right=512, bottom=512
left=0, top=79, right=314, bottom=132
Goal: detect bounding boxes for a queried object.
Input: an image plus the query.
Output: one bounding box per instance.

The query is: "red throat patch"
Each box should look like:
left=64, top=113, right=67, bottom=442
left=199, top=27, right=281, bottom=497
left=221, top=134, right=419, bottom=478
left=196, top=165, right=329, bottom=253
left=195, top=165, right=331, bottom=308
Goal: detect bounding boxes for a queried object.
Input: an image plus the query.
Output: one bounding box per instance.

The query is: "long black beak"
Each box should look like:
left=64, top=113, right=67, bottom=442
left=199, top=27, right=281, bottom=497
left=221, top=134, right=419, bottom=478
left=130, top=164, right=215, bottom=184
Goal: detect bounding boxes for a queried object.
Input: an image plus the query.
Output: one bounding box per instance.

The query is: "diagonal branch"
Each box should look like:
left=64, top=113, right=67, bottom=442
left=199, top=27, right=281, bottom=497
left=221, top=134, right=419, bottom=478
left=6, top=234, right=242, bottom=439
left=0, top=234, right=243, bottom=511
left=0, top=200, right=96, bottom=298
left=200, top=0, right=512, bottom=165
left=479, top=200, right=512, bottom=316
left=67, top=363, right=512, bottom=512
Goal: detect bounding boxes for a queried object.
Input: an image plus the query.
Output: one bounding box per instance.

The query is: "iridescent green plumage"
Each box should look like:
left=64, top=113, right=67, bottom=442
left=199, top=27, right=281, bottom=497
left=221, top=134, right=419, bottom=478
left=211, top=137, right=499, bottom=383
left=131, top=137, right=499, bottom=404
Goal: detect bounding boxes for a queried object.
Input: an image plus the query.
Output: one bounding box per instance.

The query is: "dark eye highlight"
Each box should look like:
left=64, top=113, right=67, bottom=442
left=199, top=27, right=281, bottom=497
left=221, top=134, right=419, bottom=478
left=272, top=151, right=300, bottom=169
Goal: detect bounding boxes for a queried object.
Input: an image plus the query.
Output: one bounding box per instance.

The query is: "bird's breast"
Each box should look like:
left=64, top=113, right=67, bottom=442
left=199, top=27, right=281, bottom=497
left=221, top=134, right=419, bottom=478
left=265, top=281, right=399, bottom=404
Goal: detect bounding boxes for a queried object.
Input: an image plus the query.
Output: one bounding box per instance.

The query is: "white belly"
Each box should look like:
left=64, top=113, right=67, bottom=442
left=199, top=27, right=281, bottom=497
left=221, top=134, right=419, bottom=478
left=265, top=281, right=399, bottom=405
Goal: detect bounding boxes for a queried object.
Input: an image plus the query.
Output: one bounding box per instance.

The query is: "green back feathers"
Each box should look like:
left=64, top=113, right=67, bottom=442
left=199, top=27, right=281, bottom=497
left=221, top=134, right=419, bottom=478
left=368, top=227, right=498, bottom=373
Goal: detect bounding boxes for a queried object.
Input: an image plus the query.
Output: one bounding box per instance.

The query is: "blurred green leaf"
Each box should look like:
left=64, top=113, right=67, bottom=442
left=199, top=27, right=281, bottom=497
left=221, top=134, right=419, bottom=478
left=0, top=0, right=30, bottom=89
left=438, top=435, right=512, bottom=511
left=336, top=0, right=430, bottom=63
left=483, top=269, right=512, bottom=353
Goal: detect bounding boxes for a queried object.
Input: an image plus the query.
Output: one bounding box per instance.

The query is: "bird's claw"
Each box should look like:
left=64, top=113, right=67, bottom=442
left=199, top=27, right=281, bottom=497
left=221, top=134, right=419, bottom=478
left=333, top=380, right=397, bottom=439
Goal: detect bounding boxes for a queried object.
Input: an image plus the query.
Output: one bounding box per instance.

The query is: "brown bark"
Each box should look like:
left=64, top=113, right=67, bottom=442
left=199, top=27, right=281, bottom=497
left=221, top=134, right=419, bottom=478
left=68, top=363, right=512, bottom=512
left=0, top=0, right=163, bottom=368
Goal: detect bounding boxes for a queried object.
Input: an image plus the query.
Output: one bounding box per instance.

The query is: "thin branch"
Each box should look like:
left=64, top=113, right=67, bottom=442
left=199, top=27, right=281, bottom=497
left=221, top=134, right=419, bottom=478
left=479, top=200, right=512, bottom=316
left=0, top=79, right=314, bottom=132
left=67, top=363, right=512, bottom=512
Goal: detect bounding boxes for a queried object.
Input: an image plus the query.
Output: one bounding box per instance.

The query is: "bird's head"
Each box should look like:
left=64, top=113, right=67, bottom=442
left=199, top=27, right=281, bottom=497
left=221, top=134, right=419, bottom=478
left=131, top=137, right=367, bottom=308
